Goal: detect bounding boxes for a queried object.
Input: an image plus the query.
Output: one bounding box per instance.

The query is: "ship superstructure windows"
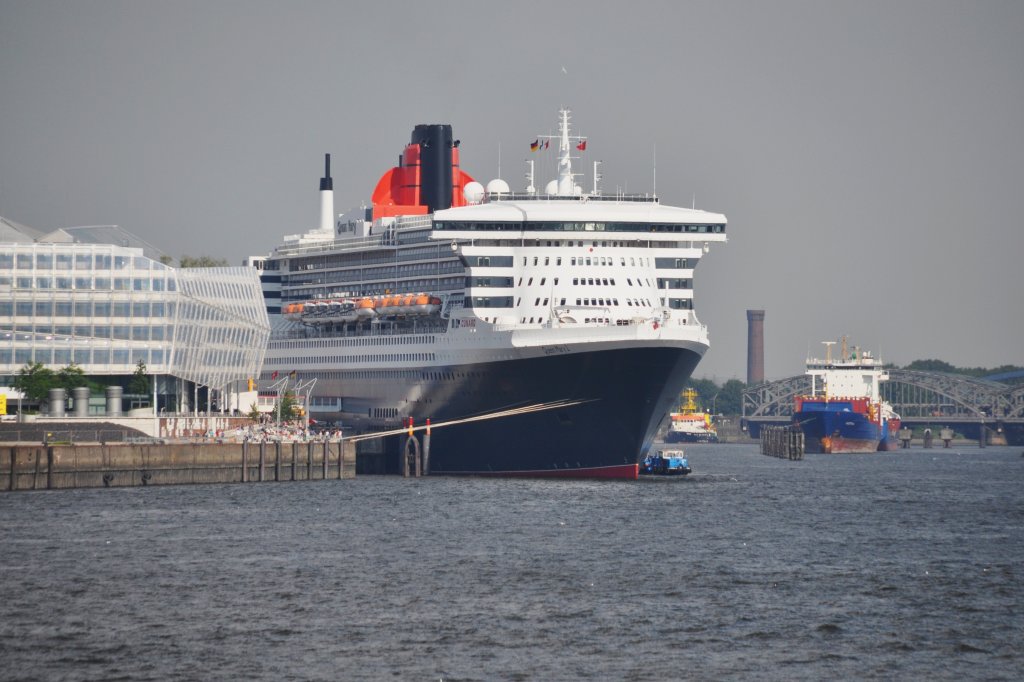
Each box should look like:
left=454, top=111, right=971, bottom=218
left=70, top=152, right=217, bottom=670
left=434, top=221, right=725, bottom=234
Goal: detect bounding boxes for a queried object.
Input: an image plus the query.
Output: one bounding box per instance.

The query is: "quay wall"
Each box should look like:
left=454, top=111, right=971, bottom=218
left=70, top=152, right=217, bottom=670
left=2, top=441, right=356, bottom=491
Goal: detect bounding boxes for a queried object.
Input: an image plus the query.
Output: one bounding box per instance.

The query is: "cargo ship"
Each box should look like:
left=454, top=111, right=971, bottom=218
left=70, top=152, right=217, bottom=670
left=664, top=389, right=719, bottom=443
left=251, top=109, right=728, bottom=478
left=792, top=338, right=901, bottom=453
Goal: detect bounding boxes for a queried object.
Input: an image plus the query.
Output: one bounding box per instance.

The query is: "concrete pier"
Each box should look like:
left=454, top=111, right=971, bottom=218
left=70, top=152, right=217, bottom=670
left=2, top=441, right=356, bottom=491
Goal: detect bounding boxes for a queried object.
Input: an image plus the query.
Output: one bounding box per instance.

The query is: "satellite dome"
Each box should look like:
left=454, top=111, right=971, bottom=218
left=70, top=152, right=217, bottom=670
left=544, top=179, right=559, bottom=195
left=486, top=178, right=510, bottom=194
left=463, top=181, right=485, bottom=204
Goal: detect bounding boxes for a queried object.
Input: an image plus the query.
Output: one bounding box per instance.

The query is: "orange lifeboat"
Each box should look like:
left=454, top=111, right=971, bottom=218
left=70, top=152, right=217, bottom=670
left=398, top=294, right=417, bottom=314
left=355, top=297, right=377, bottom=319
left=411, top=294, right=442, bottom=315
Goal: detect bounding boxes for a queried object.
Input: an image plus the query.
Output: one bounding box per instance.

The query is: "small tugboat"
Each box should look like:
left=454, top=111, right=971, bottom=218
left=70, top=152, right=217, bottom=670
left=640, top=449, right=692, bottom=476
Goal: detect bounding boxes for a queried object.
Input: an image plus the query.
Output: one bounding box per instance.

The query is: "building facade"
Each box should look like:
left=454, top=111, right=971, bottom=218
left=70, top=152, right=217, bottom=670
left=0, top=228, right=270, bottom=415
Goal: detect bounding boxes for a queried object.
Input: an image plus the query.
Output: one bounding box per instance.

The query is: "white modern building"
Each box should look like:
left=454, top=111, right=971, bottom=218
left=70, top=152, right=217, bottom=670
left=0, top=218, right=270, bottom=416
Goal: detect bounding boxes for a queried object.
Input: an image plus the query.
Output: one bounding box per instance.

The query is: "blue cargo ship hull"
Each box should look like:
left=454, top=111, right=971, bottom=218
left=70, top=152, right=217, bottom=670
left=794, top=401, right=889, bottom=453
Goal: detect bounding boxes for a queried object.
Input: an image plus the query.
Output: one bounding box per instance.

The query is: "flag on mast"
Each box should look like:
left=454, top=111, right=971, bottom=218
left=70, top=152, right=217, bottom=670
left=530, top=139, right=540, bottom=151
left=576, top=140, right=587, bottom=151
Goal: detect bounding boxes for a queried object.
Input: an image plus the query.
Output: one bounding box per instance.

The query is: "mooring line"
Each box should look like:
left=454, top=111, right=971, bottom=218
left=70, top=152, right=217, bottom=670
left=348, top=398, right=597, bottom=442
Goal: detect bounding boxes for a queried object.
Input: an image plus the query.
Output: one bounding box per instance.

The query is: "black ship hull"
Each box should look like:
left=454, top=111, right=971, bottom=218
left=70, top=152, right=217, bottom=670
left=341, top=345, right=703, bottom=478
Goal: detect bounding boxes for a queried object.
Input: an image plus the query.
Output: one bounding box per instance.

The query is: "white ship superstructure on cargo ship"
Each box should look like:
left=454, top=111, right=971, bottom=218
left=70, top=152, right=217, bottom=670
left=253, top=110, right=727, bottom=478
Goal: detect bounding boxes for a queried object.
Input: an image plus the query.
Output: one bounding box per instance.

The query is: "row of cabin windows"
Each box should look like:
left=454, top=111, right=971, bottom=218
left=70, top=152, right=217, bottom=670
left=510, top=297, right=661, bottom=308
left=436, top=222, right=725, bottom=233
left=471, top=254, right=695, bottom=269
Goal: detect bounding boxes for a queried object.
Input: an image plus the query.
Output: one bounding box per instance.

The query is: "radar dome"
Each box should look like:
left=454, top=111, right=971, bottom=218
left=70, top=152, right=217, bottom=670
left=544, top=179, right=559, bottom=195
left=463, top=181, right=485, bottom=205
left=486, top=178, right=510, bottom=194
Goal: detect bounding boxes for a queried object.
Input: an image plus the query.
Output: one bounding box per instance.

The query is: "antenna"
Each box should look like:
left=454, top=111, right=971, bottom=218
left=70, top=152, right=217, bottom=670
left=652, top=145, right=657, bottom=197
left=822, top=340, right=836, bottom=364
left=497, top=143, right=502, bottom=179
left=592, top=160, right=602, bottom=195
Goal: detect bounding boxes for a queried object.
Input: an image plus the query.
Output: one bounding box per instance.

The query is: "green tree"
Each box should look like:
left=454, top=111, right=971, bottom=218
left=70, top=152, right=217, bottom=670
left=247, top=402, right=262, bottom=422
left=904, top=359, right=958, bottom=373
left=716, top=379, right=746, bottom=416
left=272, top=392, right=300, bottom=422
left=56, top=363, right=89, bottom=393
left=13, top=362, right=57, bottom=402
left=158, top=254, right=174, bottom=266
left=129, top=359, right=150, bottom=396
left=179, top=255, right=229, bottom=268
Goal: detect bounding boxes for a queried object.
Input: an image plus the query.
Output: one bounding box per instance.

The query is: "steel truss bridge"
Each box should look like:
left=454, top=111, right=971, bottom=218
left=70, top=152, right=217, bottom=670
left=742, top=370, right=1024, bottom=444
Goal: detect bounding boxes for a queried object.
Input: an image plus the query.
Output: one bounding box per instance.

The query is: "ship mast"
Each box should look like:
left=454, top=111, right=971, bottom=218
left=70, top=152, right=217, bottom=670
left=557, top=109, right=574, bottom=195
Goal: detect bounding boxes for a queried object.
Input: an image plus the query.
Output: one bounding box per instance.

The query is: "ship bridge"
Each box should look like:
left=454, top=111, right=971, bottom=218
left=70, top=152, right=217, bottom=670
left=742, top=370, right=1024, bottom=444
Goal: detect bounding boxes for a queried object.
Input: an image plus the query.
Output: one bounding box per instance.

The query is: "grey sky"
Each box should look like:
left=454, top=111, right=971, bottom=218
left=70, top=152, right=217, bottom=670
left=2, top=0, right=1021, bottom=380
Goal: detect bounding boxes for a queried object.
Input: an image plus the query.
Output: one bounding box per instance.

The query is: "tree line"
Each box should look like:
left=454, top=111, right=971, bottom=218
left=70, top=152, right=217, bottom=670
left=12, top=360, right=152, bottom=404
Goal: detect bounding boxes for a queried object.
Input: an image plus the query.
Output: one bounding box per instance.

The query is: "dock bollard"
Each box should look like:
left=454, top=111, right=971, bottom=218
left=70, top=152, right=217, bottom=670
left=259, top=442, right=266, bottom=482
left=241, top=442, right=248, bottom=483
left=322, top=440, right=328, bottom=480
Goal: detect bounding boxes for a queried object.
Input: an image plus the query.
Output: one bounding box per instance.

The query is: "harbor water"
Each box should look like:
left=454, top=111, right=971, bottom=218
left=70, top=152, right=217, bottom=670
left=1, top=443, right=1021, bottom=680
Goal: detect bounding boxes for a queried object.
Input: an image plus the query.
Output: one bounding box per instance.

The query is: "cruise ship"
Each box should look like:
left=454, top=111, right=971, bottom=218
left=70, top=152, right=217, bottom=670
left=253, top=110, right=727, bottom=478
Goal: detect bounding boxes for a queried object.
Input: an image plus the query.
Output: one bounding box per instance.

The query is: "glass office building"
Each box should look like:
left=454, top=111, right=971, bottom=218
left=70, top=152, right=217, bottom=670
left=0, top=232, right=270, bottom=413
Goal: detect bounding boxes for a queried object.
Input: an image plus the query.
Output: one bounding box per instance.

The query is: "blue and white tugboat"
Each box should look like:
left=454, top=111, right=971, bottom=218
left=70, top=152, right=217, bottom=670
left=640, top=449, right=692, bottom=476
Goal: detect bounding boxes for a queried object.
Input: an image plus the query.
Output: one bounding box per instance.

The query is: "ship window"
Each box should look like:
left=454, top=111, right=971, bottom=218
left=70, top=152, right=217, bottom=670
left=602, top=279, right=609, bottom=285
left=573, top=278, right=578, bottom=285
left=576, top=298, right=581, bottom=305
left=528, top=278, right=533, bottom=285
left=585, top=258, right=592, bottom=266
left=535, top=298, right=540, bottom=305
left=540, top=278, right=545, bottom=285
left=533, top=257, right=538, bottom=265
left=543, top=298, right=548, bottom=305
left=556, top=258, right=562, bottom=266
left=560, top=298, right=566, bottom=305
left=544, top=257, right=549, bottom=265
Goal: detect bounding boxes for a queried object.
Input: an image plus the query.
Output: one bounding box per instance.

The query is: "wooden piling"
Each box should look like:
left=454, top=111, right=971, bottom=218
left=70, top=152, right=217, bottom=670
left=760, top=425, right=804, bottom=460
